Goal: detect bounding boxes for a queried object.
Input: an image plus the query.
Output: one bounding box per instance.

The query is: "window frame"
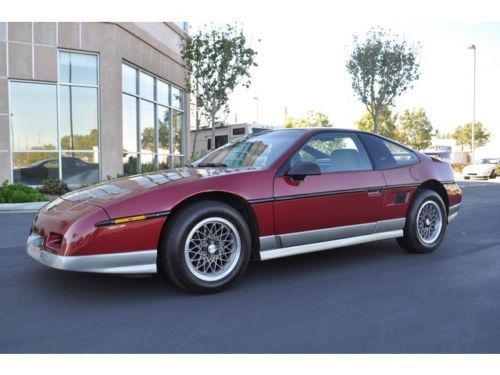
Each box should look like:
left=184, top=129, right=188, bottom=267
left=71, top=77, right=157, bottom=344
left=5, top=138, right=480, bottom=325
left=57, top=49, right=101, bottom=182
left=291, top=131, right=374, bottom=175
left=358, top=132, right=421, bottom=170
left=121, top=62, right=185, bottom=173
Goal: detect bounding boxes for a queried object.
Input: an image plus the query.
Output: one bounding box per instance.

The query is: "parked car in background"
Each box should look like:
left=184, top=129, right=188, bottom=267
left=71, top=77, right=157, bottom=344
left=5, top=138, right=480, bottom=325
left=462, top=158, right=500, bottom=180
left=27, top=129, right=462, bottom=293
left=14, top=157, right=98, bottom=185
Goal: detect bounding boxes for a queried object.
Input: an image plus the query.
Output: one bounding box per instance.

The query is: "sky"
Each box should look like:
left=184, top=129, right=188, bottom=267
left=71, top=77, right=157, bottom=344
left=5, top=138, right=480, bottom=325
left=194, top=20, right=500, bottom=156
left=5, top=0, right=500, bottom=158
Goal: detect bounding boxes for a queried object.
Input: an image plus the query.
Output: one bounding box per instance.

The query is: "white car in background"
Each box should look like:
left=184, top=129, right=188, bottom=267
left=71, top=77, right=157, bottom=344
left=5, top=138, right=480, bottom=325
left=463, top=158, right=500, bottom=179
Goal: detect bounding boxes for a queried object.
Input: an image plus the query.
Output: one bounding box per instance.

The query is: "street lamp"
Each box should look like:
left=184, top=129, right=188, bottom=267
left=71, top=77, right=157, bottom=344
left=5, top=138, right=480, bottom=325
left=253, top=97, right=259, bottom=124
left=467, top=44, right=476, bottom=163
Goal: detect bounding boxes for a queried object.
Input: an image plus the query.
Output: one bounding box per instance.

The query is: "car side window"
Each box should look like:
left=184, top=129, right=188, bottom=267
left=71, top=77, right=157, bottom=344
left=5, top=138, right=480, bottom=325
left=292, top=132, right=373, bottom=173
left=42, top=160, right=59, bottom=169
left=358, top=133, right=419, bottom=169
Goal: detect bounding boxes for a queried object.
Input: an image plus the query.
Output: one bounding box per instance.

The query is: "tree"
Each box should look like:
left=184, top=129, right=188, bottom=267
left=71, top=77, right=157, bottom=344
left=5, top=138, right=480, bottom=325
left=181, top=24, right=258, bottom=160
left=397, top=108, right=433, bottom=150
left=452, top=122, right=491, bottom=149
left=60, top=129, right=98, bottom=151
left=284, top=110, right=331, bottom=128
left=346, top=27, right=420, bottom=134
left=355, top=107, right=397, bottom=139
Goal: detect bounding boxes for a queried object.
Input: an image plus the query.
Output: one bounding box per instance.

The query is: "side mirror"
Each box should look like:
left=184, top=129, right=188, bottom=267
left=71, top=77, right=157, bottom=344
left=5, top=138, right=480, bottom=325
left=287, top=161, right=321, bottom=181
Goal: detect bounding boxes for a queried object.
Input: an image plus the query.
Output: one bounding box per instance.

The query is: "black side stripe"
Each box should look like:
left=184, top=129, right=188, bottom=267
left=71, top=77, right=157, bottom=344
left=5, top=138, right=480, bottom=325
left=248, top=183, right=421, bottom=205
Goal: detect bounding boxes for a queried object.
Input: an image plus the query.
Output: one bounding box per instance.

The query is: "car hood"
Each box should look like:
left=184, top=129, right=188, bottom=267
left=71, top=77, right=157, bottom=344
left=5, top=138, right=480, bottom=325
left=60, top=167, right=259, bottom=207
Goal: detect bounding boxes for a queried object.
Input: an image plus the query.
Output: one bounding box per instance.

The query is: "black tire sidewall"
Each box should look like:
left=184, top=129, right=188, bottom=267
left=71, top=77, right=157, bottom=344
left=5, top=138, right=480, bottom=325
left=161, top=201, right=252, bottom=293
left=403, top=189, right=447, bottom=253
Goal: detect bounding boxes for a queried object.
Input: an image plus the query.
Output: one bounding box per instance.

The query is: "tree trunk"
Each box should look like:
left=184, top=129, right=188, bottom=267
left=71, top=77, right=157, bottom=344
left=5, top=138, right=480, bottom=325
left=210, top=110, right=216, bottom=151
left=373, top=112, right=379, bottom=134
left=190, top=113, right=200, bottom=161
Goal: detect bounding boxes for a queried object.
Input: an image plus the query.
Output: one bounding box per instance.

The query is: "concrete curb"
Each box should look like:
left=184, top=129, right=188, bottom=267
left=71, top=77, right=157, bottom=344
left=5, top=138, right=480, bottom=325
left=0, top=201, right=48, bottom=212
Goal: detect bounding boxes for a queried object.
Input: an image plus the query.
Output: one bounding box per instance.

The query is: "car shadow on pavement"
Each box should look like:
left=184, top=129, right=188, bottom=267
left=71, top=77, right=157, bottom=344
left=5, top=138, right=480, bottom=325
left=22, top=239, right=409, bottom=299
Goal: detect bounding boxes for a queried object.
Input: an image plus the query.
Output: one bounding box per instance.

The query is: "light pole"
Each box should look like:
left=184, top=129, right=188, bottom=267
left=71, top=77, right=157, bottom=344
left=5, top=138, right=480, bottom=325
left=467, top=44, right=476, bottom=163
left=253, top=97, right=259, bottom=124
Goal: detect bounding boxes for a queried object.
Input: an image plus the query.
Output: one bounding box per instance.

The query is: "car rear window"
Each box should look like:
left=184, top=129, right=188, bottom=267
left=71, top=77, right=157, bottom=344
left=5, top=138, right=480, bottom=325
left=359, top=133, right=419, bottom=169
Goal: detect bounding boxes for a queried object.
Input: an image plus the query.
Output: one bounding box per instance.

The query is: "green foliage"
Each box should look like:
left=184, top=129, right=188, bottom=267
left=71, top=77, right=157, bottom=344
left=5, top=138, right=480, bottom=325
left=0, top=180, right=45, bottom=203
left=397, top=108, right=433, bottom=150
left=140, top=123, right=169, bottom=152
left=15, top=144, right=57, bottom=167
left=123, top=156, right=139, bottom=176
left=37, top=177, right=70, bottom=196
left=452, top=122, right=491, bottom=149
left=285, top=111, right=331, bottom=128
left=60, top=129, right=98, bottom=150
left=182, top=23, right=258, bottom=157
left=355, top=107, right=397, bottom=139
left=346, top=27, right=420, bottom=133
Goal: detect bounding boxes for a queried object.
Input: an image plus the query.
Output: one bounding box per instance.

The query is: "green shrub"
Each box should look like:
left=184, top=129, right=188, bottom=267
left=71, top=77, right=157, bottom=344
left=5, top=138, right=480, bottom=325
left=0, top=180, right=46, bottom=203
left=38, top=177, right=70, bottom=196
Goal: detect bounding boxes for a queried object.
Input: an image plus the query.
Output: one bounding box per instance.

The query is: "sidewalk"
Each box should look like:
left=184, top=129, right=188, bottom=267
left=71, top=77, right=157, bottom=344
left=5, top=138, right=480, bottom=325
left=0, top=201, right=48, bottom=213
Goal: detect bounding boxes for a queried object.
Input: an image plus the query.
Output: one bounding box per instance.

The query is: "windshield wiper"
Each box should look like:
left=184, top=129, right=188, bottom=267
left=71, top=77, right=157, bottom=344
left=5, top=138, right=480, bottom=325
left=192, top=162, right=228, bottom=168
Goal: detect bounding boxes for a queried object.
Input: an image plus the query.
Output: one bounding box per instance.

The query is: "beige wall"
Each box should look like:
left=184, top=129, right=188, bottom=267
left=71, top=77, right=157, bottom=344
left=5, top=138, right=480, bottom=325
left=0, top=22, right=189, bottom=183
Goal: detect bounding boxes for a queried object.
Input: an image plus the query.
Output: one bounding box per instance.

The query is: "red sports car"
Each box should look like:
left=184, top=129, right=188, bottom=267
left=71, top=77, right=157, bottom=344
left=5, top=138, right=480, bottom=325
left=27, top=129, right=462, bottom=293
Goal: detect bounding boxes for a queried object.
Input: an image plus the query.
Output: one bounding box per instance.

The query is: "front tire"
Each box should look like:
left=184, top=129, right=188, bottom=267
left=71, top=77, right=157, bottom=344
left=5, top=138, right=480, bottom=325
left=159, top=201, right=251, bottom=293
left=489, top=170, right=496, bottom=179
left=463, top=176, right=470, bottom=180
left=397, top=189, right=447, bottom=253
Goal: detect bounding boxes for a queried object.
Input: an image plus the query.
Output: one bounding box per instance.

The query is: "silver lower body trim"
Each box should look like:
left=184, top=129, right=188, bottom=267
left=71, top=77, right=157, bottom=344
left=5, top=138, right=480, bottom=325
left=448, top=202, right=461, bottom=223
left=259, top=218, right=406, bottom=261
left=260, top=230, right=403, bottom=261
left=27, top=234, right=157, bottom=274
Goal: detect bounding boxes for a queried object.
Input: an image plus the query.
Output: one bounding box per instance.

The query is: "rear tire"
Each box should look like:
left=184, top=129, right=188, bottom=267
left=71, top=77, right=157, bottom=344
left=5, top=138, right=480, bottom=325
left=159, top=200, right=251, bottom=293
left=463, top=176, right=470, bottom=180
left=397, top=189, right=447, bottom=254
left=489, top=170, right=496, bottom=179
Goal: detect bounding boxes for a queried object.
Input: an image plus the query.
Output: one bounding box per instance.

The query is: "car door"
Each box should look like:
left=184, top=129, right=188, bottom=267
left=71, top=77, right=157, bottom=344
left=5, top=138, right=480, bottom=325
left=272, top=131, right=386, bottom=248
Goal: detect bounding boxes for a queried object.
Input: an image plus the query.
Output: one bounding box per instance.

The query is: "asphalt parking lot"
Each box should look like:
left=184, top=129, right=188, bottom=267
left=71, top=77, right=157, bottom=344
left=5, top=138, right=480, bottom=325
left=0, top=180, right=499, bottom=353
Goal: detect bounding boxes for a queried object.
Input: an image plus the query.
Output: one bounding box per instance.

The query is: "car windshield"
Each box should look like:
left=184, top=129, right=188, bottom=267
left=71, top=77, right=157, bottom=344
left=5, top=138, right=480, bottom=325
left=477, top=159, right=497, bottom=165
left=193, top=129, right=305, bottom=168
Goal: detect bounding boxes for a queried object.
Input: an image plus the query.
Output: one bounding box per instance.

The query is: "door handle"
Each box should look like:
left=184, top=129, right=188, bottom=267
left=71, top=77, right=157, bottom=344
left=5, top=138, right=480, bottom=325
left=367, top=187, right=382, bottom=196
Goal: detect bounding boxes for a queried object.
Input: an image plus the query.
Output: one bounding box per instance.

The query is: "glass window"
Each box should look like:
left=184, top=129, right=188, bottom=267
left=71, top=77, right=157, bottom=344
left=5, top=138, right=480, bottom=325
left=194, top=130, right=304, bottom=168
left=382, top=139, right=419, bottom=167
left=172, top=110, right=183, bottom=155
left=123, top=154, right=139, bottom=176
left=175, top=22, right=188, bottom=32
left=171, top=86, right=183, bottom=110
left=122, top=64, right=137, bottom=95
left=12, top=152, right=59, bottom=185
left=61, top=152, right=99, bottom=186
left=140, top=152, right=155, bottom=173
left=122, top=94, right=138, bottom=156
left=157, top=105, right=170, bottom=154
left=140, top=100, right=155, bottom=153
left=59, top=86, right=98, bottom=150
left=157, top=80, right=169, bottom=106
left=295, top=132, right=373, bottom=173
left=121, top=63, right=185, bottom=175
left=59, top=52, right=98, bottom=85
left=10, top=82, right=58, bottom=151
left=358, top=133, right=419, bottom=169
left=139, top=72, right=154, bottom=101
left=158, top=154, right=170, bottom=170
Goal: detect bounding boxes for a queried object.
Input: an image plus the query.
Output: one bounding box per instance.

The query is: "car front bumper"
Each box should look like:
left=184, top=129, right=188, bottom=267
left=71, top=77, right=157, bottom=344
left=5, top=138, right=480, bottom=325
left=27, top=234, right=157, bottom=274
left=463, top=170, right=491, bottom=178
left=448, top=202, right=461, bottom=223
